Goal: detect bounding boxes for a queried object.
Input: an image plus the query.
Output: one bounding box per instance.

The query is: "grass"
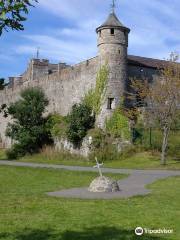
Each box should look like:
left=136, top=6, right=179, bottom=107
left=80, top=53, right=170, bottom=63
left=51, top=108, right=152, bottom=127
left=1, top=146, right=180, bottom=170
left=18, top=150, right=180, bottom=170
left=0, top=148, right=6, bottom=160
left=0, top=165, right=179, bottom=240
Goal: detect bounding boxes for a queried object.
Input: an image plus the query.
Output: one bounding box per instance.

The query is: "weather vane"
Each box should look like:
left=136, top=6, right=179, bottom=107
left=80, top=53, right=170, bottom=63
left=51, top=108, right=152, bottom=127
left=111, top=0, right=116, bottom=13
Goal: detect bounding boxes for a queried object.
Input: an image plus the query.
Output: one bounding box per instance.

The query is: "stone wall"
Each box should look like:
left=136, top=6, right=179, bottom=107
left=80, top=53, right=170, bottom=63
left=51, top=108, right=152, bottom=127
left=0, top=56, right=99, bottom=148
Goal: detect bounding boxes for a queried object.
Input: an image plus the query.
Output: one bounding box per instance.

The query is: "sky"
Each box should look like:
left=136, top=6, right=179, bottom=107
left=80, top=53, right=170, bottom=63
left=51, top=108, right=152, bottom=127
left=0, top=0, right=180, bottom=79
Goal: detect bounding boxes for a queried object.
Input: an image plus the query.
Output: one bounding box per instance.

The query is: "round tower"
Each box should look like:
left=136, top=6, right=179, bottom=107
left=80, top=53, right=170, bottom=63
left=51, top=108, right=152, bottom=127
left=96, top=11, right=130, bottom=127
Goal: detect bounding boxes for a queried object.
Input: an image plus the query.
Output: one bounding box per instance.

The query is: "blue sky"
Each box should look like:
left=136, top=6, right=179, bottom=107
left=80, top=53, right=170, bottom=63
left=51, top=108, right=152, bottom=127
left=0, top=0, right=180, bottom=79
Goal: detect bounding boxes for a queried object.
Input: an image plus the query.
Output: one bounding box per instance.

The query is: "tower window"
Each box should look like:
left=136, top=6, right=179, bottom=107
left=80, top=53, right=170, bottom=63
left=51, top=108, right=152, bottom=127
left=107, top=98, right=115, bottom=110
left=110, top=28, right=114, bottom=35
left=99, top=30, right=101, bottom=37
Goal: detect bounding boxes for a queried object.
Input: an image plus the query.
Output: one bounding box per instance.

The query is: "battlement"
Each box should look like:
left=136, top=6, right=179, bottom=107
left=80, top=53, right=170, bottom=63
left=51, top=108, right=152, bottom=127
left=0, top=56, right=99, bottom=110
left=6, top=58, right=70, bottom=89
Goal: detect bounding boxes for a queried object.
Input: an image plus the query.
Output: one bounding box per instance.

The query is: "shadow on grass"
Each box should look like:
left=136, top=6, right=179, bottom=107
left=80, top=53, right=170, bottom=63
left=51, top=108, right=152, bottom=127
left=0, top=227, right=166, bottom=240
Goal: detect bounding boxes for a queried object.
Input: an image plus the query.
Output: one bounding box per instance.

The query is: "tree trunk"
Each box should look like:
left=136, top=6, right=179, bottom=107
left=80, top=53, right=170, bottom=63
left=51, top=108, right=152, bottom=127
left=161, top=127, right=170, bottom=165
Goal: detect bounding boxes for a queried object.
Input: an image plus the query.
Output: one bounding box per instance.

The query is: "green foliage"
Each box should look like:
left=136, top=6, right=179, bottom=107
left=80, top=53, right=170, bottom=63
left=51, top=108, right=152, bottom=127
left=6, top=87, right=52, bottom=159
left=88, top=128, right=119, bottom=162
left=6, top=144, right=26, bottom=159
left=0, top=78, right=7, bottom=90
left=87, top=128, right=106, bottom=149
left=46, top=114, right=68, bottom=138
left=133, top=128, right=180, bottom=159
left=0, top=0, right=37, bottom=35
left=106, top=108, right=131, bottom=140
left=0, top=103, right=8, bottom=117
left=84, top=65, right=108, bottom=114
left=66, top=103, right=95, bottom=147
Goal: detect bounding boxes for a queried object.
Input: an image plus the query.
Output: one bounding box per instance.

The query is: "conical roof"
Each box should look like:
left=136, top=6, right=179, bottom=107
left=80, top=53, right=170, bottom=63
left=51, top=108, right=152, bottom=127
left=96, top=12, right=130, bottom=33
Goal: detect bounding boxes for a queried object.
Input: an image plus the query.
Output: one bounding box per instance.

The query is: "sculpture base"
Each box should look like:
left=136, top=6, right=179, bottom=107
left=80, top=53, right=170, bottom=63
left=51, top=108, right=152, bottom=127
left=88, top=176, right=120, bottom=193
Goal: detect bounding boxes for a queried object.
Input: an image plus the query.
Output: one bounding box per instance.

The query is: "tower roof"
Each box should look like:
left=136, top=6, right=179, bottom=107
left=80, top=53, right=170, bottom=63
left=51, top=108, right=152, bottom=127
left=96, top=12, right=130, bottom=33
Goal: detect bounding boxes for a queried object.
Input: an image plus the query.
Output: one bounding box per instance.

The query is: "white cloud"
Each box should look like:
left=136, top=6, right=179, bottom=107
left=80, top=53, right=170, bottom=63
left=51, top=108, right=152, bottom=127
left=38, top=0, right=105, bottom=20
left=3, top=0, right=180, bottom=72
left=16, top=33, right=97, bottom=63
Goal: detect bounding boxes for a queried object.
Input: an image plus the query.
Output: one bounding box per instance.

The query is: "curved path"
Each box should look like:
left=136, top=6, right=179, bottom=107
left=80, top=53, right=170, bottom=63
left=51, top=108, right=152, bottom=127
left=0, top=160, right=180, bottom=199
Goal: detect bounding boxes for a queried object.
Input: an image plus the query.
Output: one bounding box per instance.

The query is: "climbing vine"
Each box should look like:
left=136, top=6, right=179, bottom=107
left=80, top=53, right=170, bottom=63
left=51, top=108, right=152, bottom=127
left=83, top=64, right=109, bottom=115
left=106, top=108, right=131, bottom=141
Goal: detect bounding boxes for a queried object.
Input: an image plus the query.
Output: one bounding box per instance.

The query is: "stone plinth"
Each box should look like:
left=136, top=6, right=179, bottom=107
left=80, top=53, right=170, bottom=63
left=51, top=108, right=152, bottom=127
left=88, top=176, right=120, bottom=193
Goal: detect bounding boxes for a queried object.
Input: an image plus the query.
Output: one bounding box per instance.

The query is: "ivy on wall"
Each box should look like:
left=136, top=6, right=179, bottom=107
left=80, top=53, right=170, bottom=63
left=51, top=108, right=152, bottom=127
left=106, top=108, right=131, bottom=141
left=83, top=64, right=109, bottom=115
left=48, top=64, right=131, bottom=147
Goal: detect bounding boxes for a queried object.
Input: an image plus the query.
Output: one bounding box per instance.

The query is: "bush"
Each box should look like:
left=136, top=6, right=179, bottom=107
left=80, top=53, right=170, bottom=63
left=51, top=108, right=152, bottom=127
left=46, top=114, right=68, bottom=138
left=88, top=128, right=118, bottom=162
left=87, top=128, right=106, bottom=149
left=66, top=103, right=95, bottom=147
left=106, top=108, right=131, bottom=141
left=6, top=87, right=53, bottom=159
left=6, top=144, right=26, bottom=159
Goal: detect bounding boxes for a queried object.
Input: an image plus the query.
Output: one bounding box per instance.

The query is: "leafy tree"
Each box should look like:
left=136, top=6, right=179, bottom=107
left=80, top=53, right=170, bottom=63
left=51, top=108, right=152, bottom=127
left=6, top=87, right=52, bottom=158
left=0, top=78, right=7, bottom=90
left=0, top=0, right=37, bottom=35
left=127, top=53, right=180, bottom=165
left=67, top=103, right=95, bottom=147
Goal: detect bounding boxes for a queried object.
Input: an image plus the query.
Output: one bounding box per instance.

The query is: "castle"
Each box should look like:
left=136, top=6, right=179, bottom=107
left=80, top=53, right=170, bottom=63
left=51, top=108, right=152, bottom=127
left=0, top=9, right=167, bottom=148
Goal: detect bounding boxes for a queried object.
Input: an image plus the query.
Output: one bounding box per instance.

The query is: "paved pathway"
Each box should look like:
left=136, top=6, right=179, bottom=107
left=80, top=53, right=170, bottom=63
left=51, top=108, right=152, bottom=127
left=0, top=160, right=180, bottom=199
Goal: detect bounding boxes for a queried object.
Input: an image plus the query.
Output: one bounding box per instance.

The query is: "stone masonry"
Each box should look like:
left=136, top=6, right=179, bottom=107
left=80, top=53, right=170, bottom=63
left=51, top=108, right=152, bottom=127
left=0, top=11, right=168, bottom=148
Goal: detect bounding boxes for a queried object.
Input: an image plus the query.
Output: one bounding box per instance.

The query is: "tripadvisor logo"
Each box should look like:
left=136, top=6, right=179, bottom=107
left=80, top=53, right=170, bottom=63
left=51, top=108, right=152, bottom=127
left=135, top=227, right=174, bottom=236
left=135, top=227, right=144, bottom=236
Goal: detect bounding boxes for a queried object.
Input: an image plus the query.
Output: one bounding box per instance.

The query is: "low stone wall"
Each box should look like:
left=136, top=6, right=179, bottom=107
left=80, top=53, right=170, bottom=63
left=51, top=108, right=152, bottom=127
left=54, top=137, right=91, bottom=157
left=54, top=137, right=132, bottom=157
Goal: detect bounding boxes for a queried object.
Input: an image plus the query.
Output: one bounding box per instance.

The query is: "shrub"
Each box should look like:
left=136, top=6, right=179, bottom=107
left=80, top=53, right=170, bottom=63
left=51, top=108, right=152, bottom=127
left=6, top=87, right=53, bottom=159
left=6, top=144, right=26, bottom=159
left=106, top=108, right=131, bottom=141
left=46, top=114, right=68, bottom=138
left=66, top=103, right=95, bottom=147
left=88, top=128, right=118, bottom=162
left=87, top=128, right=106, bottom=149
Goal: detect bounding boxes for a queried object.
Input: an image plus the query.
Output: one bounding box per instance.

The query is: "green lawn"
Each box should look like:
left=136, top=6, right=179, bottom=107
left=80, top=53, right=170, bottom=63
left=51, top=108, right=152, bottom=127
left=19, top=151, right=180, bottom=170
left=1, top=148, right=180, bottom=170
left=0, top=148, right=6, bottom=160
left=0, top=166, right=179, bottom=240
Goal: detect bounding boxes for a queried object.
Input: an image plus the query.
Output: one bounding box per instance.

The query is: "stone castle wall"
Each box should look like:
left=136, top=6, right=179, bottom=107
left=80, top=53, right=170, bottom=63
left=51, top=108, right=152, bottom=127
left=0, top=56, right=99, bottom=148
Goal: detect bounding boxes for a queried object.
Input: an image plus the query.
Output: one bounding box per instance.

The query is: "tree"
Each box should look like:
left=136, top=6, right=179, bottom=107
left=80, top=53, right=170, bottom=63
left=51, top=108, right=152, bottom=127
left=67, top=103, right=95, bottom=147
left=0, top=0, right=37, bottom=35
left=128, top=53, right=180, bottom=165
left=6, top=87, right=52, bottom=158
left=0, top=78, right=7, bottom=90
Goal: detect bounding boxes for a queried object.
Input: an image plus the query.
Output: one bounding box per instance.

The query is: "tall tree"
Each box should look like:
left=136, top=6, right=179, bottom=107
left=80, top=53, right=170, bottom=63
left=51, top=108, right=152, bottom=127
left=6, top=87, right=52, bottom=158
left=0, top=0, right=37, bottom=35
left=128, top=53, right=180, bottom=165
